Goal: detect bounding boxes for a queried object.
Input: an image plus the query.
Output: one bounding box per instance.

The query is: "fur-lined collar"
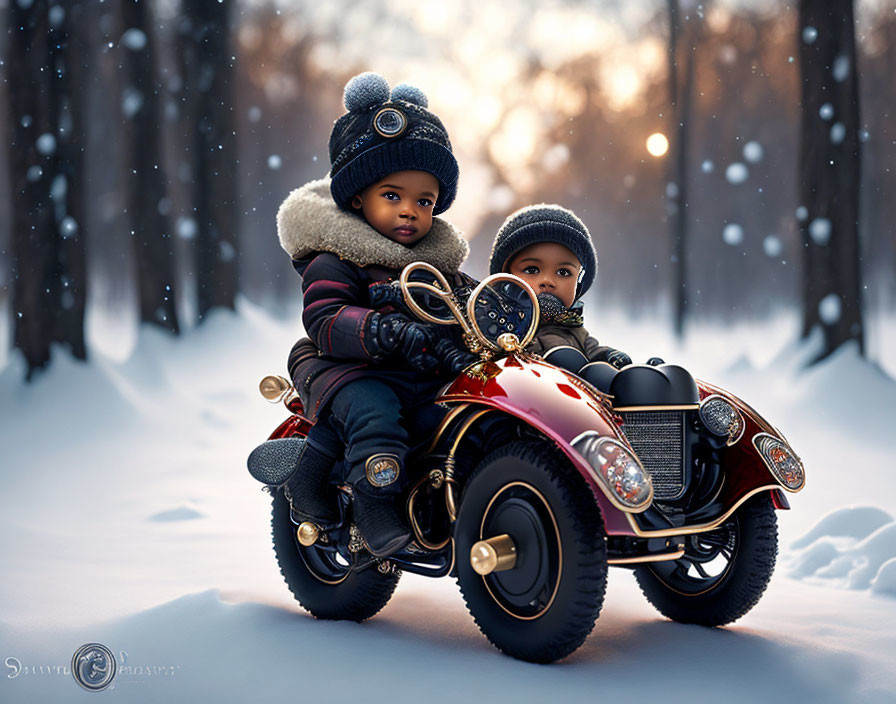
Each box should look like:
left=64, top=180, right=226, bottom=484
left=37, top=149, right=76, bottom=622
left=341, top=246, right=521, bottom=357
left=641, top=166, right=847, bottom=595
left=277, top=178, right=469, bottom=273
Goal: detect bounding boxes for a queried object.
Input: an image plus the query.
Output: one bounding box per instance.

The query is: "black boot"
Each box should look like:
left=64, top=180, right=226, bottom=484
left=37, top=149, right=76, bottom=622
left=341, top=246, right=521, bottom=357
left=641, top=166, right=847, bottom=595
left=283, top=443, right=336, bottom=525
left=352, top=484, right=411, bottom=558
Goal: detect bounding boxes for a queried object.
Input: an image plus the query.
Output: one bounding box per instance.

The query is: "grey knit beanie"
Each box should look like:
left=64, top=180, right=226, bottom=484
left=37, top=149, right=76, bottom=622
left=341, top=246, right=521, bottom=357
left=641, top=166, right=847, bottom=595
left=489, top=204, right=597, bottom=298
left=328, top=72, right=458, bottom=215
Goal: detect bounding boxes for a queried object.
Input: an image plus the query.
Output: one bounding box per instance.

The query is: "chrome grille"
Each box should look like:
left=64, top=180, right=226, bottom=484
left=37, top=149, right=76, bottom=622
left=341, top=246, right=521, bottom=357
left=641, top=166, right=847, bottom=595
left=620, top=410, right=685, bottom=501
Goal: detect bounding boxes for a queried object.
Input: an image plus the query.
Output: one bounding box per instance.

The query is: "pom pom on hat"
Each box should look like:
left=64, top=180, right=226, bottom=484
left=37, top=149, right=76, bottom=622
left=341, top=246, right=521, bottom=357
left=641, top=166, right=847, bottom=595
left=330, top=72, right=459, bottom=215
left=343, top=72, right=390, bottom=113
left=391, top=83, right=428, bottom=108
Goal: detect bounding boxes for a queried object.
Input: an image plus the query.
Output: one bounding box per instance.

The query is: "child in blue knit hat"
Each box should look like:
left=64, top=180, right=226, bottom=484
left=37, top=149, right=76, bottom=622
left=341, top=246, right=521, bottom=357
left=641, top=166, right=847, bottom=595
left=489, top=204, right=632, bottom=382
left=276, top=73, right=471, bottom=557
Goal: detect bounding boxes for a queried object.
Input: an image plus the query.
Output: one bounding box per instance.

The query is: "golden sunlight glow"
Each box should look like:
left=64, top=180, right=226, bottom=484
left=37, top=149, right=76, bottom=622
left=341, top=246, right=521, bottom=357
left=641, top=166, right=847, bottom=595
left=646, top=132, right=669, bottom=157
left=601, top=61, right=642, bottom=111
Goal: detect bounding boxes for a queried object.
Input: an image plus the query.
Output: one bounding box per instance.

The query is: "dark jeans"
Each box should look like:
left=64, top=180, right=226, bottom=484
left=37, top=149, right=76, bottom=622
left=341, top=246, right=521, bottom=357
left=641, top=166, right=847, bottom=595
left=305, top=375, right=447, bottom=493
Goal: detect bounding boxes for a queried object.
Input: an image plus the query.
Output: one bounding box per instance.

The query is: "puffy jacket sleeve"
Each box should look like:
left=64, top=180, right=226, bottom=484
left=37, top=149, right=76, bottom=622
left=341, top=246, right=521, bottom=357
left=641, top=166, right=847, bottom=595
left=583, top=335, right=628, bottom=364
left=299, top=253, right=385, bottom=360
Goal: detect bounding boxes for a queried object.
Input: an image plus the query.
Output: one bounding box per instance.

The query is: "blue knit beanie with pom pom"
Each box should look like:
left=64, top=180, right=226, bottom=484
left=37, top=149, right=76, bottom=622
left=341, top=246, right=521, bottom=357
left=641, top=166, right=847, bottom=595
left=328, top=72, right=459, bottom=215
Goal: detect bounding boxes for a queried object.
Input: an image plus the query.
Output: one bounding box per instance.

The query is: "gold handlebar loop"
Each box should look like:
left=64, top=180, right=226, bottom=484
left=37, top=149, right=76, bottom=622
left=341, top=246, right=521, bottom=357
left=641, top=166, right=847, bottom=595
left=399, top=262, right=474, bottom=333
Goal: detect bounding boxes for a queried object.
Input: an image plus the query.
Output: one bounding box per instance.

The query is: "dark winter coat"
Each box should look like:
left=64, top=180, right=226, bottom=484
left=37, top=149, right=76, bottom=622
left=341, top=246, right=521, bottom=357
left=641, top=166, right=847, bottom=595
left=527, top=322, right=618, bottom=364
left=277, top=178, right=469, bottom=420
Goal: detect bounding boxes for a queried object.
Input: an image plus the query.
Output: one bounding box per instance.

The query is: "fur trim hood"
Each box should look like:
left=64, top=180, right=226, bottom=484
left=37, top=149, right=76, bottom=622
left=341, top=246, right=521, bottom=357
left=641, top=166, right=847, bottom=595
left=277, top=178, right=469, bottom=273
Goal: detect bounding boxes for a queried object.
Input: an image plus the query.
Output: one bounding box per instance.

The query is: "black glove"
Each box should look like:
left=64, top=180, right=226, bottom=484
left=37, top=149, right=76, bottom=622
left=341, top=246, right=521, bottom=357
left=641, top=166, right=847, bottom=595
left=646, top=356, right=665, bottom=366
left=605, top=348, right=633, bottom=370
left=376, top=314, right=439, bottom=372
left=434, top=336, right=478, bottom=375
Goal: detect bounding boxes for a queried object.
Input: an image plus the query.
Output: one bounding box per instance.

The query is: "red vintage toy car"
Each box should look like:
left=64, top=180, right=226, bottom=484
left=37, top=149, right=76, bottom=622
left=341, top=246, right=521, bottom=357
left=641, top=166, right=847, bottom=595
left=248, top=263, right=806, bottom=663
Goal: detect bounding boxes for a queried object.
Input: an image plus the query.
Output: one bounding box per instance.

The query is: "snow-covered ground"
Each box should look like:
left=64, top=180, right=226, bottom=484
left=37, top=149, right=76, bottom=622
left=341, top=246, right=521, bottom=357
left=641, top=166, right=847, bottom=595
left=1, top=299, right=895, bottom=703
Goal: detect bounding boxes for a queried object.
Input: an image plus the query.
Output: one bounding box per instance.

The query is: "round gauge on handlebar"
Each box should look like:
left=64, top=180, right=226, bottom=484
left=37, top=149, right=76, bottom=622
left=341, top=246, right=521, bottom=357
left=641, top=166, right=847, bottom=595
left=467, top=274, right=539, bottom=352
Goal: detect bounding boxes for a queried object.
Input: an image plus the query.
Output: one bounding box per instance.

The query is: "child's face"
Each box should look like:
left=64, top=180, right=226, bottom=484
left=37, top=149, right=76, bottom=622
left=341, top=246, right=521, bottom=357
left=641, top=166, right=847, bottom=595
left=508, top=241, right=582, bottom=308
left=352, top=170, right=439, bottom=245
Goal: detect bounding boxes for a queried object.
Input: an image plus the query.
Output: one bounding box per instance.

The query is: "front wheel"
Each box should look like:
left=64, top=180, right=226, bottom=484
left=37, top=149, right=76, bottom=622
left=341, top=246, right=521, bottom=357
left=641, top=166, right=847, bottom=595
left=271, top=491, right=400, bottom=621
left=454, top=441, right=608, bottom=663
left=634, top=494, right=778, bottom=626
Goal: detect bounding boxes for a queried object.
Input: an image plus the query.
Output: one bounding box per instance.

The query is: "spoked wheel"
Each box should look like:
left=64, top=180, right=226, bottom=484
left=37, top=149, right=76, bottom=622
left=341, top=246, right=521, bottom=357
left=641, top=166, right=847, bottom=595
left=635, top=494, right=778, bottom=626
left=271, top=491, right=400, bottom=621
left=455, top=441, right=608, bottom=663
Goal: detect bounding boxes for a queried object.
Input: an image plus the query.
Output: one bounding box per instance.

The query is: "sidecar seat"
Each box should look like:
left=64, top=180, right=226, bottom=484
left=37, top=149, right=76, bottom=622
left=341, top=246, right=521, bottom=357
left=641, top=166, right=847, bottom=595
left=609, top=364, right=699, bottom=409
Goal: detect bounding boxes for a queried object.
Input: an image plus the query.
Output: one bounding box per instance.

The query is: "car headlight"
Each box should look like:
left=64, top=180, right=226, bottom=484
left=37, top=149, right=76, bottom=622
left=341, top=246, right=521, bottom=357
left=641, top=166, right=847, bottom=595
left=699, top=394, right=745, bottom=445
left=572, top=433, right=653, bottom=510
left=753, top=433, right=805, bottom=491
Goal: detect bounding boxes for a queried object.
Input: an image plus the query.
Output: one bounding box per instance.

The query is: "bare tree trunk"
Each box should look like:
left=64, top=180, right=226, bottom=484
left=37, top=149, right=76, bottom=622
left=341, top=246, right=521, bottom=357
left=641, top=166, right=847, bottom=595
left=667, top=0, right=696, bottom=338
left=7, top=0, right=88, bottom=379
left=120, top=0, right=180, bottom=334
left=57, top=3, right=89, bottom=360
left=181, top=0, right=239, bottom=321
left=797, top=0, right=864, bottom=360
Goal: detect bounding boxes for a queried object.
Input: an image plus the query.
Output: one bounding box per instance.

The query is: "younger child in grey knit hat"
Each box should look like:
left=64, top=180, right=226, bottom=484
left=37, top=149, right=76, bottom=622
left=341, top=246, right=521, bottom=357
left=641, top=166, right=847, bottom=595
left=489, top=204, right=632, bottom=380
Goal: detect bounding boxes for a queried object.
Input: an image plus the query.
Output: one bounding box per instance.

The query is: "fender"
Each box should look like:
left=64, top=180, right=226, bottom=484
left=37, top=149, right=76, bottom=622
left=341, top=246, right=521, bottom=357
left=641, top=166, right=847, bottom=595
left=438, top=354, right=640, bottom=536
left=697, top=380, right=804, bottom=504
left=268, top=414, right=312, bottom=441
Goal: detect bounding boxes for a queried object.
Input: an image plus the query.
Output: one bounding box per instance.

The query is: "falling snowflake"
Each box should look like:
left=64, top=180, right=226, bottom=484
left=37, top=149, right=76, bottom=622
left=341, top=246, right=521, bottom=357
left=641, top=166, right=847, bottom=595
left=122, top=88, right=144, bottom=119
left=36, top=133, right=57, bottom=156
left=59, top=216, right=79, bottom=238
left=763, top=235, right=782, bottom=258
left=802, top=26, right=818, bottom=44
left=832, top=55, right=850, bottom=83
left=809, top=218, right=832, bottom=245
left=177, top=217, right=198, bottom=240
left=830, top=123, right=846, bottom=144
left=725, top=163, right=748, bottom=184
left=723, top=223, right=744, bottom=246
left=743, top=141, right=763, bottom=163
left=121, top=28, right=148, bottom=51
left=818, top=293, right=841, bottom=325
left=48, top=5, right=64, bottom=28
left=219, top=240, right=235, bottom=262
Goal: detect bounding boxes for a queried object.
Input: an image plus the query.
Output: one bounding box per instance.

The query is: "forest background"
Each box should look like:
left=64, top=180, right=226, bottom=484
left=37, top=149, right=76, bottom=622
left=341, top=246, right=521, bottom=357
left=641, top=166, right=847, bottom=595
left=1, top=0, right=893, bottom=377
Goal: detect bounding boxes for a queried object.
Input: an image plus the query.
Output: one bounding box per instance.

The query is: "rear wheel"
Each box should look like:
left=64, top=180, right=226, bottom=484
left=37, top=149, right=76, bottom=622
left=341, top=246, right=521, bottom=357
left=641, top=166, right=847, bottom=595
left=454, top=441, right=608, bottom=663
left=271, top=491, right=400, bottom=621
left=634, top=494, right=778, bottom=626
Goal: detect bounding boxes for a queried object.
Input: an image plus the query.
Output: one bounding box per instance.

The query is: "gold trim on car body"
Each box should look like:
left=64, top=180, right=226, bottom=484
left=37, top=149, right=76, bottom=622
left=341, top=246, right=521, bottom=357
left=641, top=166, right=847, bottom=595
left=614, top=404, right=700, bottom=412
left=423, top=403, right=472, bottom=455
left=622, top=484, right=786, bottom=538
left=407, top=479, right=452, bottom=550
left=607, top=547, right=685, bottom=565
left=479, top=482, right=562, bottom=621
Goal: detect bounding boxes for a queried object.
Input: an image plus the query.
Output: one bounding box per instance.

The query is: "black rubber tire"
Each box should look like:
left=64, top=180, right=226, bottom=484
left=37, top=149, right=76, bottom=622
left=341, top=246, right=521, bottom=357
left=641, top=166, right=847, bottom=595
left=634, top=494, right=778, bottom=626
left=455, top=441, right=608, bottom=663
left=271, top=491, right=400, bottom=622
